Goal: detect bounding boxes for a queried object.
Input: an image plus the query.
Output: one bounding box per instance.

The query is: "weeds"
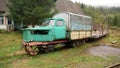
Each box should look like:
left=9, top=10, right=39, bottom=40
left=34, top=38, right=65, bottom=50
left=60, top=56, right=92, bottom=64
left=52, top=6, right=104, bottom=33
left=0, top=29, right=120, bottom=68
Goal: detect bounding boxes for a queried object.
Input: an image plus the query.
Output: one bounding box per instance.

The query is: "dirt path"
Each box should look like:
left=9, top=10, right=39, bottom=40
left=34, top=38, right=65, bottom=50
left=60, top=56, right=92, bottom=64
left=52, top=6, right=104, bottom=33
left=88, top=45, right=120, bottom=57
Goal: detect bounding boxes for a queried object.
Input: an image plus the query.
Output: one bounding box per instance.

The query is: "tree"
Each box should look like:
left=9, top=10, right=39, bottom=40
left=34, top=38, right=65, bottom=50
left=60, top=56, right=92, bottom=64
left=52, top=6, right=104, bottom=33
left=7, top=0, right=55, bottom=27
left=113, top=15, right=118, bottom=26
left=80, top=3, right=85, bottom=9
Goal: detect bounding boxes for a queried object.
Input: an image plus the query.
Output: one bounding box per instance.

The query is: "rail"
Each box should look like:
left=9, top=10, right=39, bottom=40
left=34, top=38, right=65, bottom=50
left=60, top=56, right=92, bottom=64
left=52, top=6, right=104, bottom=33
left=106, top=63, right=120, bottom=68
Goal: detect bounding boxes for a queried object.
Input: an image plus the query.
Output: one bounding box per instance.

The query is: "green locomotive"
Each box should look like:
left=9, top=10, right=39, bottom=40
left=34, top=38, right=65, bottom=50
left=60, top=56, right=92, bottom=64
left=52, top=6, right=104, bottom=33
left=22, top=12, right=108, bottom=55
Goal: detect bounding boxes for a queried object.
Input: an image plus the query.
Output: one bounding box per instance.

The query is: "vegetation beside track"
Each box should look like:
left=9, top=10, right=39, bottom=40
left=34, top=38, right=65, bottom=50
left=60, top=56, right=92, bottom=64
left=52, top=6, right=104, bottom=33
left=0, top=29, right=120, bottom=68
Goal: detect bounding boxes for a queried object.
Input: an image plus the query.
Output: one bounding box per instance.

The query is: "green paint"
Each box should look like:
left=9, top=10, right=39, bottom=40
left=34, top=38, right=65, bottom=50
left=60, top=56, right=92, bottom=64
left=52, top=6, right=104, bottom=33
left=23, top=18, right=66, bottom=42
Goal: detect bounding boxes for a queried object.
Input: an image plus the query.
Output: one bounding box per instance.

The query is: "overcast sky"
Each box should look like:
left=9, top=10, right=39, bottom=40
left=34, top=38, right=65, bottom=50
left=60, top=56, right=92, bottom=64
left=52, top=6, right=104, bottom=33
left=71, top=0, right=120, bottom=7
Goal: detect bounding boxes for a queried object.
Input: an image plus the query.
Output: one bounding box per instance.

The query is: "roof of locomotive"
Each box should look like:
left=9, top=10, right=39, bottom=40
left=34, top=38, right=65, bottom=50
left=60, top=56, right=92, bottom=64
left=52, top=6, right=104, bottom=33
left=22, top=27, right=54, bottom=30
left=53, top=12, right=92, bottom=19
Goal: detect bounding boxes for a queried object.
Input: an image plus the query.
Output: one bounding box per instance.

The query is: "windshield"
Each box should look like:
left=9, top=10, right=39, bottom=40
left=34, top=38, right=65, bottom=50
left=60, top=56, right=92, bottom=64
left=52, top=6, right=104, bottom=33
left=42, top=19, right=55, bottom=26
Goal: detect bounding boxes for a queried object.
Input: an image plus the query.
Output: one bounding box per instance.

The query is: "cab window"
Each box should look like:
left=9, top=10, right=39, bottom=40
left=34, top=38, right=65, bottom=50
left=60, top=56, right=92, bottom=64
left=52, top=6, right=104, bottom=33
left=49, top=20, right=55, bottom=26
left=42, top=19, right=55, bottom=26
left=56, top=21, right=63, bottom=26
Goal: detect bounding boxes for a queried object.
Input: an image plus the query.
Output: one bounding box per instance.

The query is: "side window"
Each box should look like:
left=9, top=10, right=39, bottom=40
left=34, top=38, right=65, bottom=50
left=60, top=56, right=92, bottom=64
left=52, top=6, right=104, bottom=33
left=8, top=19, right=12, bottom=25
left=56, top=21, right=63, bottom=26
left=0, top=17, right=3, bottom=25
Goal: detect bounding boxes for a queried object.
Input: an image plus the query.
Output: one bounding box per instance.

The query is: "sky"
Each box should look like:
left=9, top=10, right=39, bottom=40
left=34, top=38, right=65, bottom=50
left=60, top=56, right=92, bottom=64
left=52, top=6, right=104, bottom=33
left=71, top=0, right=120, bottom=7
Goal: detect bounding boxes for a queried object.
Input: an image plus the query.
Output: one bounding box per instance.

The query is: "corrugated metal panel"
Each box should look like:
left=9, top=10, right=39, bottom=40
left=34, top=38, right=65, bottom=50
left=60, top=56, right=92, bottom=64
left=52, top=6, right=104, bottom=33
left=53, top=12, right=92, bottom=31
left=70, top=14, right=92, bottom=30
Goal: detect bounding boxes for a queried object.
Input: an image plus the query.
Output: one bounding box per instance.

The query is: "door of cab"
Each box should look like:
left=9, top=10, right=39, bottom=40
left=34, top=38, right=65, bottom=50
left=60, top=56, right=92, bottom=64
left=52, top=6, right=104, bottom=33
left=54, top=20, right=66, bottom=39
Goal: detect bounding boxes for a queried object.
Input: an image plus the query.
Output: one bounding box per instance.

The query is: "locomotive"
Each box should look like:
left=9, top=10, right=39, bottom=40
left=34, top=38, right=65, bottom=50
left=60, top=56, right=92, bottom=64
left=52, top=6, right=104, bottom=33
left=22, top=12, right=108, bottom=55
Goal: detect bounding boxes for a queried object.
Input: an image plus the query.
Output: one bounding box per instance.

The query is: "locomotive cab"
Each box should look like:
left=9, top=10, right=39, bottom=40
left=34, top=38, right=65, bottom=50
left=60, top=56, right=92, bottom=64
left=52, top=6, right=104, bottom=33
left=22, top=18, right=66, bottom=42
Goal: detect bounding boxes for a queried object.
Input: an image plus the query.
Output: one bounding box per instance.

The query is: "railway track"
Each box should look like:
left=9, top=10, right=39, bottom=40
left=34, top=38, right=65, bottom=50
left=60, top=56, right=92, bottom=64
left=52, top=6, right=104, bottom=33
left=106, top=63, right=120, bottom=68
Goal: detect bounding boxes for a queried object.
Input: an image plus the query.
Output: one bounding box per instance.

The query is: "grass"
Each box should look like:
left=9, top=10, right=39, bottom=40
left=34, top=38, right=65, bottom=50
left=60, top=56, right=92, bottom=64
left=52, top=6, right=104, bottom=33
left=0, top=29, right=120, bottom=68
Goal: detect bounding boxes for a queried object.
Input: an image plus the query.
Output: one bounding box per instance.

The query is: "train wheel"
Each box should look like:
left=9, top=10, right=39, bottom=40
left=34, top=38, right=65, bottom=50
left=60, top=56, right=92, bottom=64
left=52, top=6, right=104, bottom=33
left=65, top=42, right=72, bottom=48
left=76, top=41, right=80, bottom=46
left=38, top=45, right=55, bottom=53
left=72, top=42, right=78, bottom=47
left=43, top=48, right=50, bottom=53
left=49, top=45, right=55, bottom=52
left=78, top=41, right=82, bottom=46
left=38, top=47, right=44, bottom=53
left=24, top=45, right=38, bottom=56
left=82, top=40, right=86, bottom=44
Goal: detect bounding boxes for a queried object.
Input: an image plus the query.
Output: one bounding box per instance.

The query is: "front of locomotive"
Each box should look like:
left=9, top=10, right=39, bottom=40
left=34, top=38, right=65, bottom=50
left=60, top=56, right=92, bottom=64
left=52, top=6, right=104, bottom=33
left=22, top=19, right=56, bottom=43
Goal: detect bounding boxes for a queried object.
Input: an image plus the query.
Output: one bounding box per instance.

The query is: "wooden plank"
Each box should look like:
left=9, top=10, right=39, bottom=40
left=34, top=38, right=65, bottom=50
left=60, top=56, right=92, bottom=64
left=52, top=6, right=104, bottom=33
left=70, top=31, right=79, bottom=40
left=86, top=31, right=91, bottom=37
left=70, top=30, right=91, bottom=40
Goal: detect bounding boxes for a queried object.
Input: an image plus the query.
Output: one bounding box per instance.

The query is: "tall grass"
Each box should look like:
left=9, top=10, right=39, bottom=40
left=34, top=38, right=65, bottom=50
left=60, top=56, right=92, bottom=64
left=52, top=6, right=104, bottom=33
left=0, top=29, right=120, bottom=68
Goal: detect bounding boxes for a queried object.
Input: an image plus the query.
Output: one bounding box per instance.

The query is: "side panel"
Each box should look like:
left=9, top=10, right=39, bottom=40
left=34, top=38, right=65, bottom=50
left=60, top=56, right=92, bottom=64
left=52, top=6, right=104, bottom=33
left=70, top=30, right=91, bottom=40
left=23, top=30, right=31, bottom=41
left=79, top=31, right=86, bottom=39
left=23, top=30, right=55, bottom=42
left=69, top=14, right=92, bottom=31
left=86, top=31, right=91, bottom=38
left=31, top=34, right=54, bottom=42
left=54, top=27, right=66, bottom=40
left=69, top=13, right=92, bottom=40
left=70, top=31, right=79, bottom=40
left=30, top=30, right=54, bottom=42
left=53, top=12, right=92, bottom=40
left=53, top=12, right=92, bottom=31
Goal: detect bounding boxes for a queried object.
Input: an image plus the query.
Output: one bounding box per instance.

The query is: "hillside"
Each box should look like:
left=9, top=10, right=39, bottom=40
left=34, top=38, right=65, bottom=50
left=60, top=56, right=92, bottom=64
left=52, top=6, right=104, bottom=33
left=78, top=3, right=120, bottom=28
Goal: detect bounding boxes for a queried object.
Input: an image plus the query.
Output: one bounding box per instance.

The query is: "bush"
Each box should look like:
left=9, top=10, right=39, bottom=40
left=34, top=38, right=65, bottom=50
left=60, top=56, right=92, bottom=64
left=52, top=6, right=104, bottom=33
left=0, top=29, right=10, bottom=34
